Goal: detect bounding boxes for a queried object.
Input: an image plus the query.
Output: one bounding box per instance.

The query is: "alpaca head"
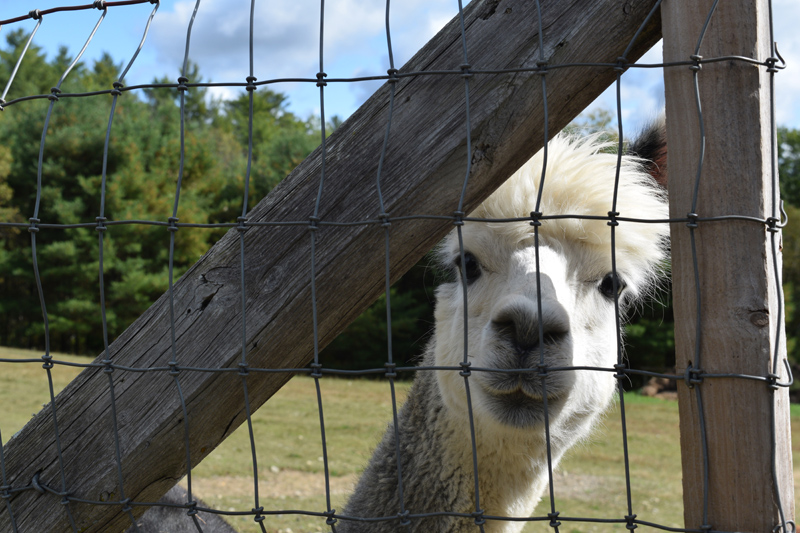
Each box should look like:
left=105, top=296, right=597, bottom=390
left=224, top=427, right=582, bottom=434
left=432, top=131, right=669, bottom=437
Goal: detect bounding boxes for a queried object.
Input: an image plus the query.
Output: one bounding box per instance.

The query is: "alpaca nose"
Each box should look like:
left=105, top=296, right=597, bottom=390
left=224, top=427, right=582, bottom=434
left=491, top=300, right=569, bottom=353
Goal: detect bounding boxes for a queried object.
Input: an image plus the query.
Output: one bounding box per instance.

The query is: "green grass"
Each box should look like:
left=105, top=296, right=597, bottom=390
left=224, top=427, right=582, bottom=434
left=0, top=346, right=797, bottom=532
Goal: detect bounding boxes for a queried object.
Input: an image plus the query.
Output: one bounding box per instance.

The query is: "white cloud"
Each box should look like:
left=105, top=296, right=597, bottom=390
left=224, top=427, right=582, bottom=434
left=147, top=0, right=458, bottom=117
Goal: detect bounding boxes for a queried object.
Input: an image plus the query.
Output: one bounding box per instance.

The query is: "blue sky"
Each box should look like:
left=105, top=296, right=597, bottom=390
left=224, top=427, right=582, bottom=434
left=1, top=0, right=798, bottom=133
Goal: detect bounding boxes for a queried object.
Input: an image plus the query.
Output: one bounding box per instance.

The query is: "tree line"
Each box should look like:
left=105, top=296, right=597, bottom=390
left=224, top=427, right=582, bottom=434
left=1, top=32, right=799, bottom=387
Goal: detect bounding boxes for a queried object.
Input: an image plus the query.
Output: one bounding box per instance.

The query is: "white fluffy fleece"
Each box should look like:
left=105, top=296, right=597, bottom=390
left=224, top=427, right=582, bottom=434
left=339, top=133, right=669, bottom=533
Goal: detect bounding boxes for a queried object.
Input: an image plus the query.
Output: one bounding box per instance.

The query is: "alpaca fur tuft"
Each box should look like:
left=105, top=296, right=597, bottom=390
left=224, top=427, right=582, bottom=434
left=339, top=126, right=669, bottom=532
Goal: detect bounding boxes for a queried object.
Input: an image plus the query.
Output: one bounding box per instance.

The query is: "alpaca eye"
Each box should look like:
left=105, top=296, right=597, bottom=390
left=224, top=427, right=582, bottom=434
left=454, top=252, right=482, bottom=284
left=599, top=272, right=626, bottom=299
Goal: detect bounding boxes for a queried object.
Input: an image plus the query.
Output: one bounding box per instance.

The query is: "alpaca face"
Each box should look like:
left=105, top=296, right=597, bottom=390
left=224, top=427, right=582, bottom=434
left=431, top=134, right=669, bottom=436
left=433, top=229, right=620, bottom=432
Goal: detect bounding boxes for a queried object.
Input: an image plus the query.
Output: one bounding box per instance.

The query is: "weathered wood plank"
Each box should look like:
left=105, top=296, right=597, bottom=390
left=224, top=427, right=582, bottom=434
left=663, top=0, right=795, bottom=530
left=1, top=0, right=661, bottom=531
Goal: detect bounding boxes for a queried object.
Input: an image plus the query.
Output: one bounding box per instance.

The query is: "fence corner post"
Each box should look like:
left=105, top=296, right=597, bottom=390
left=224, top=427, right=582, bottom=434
left=662, top=0, right=795, bottom=530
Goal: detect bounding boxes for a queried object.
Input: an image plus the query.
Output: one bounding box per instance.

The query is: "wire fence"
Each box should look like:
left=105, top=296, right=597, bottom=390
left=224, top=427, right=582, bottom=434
left=0, top=0, right=793, bottom=532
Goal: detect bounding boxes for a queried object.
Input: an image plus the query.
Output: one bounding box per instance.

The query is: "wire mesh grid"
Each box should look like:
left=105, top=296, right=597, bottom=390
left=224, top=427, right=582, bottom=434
left=0, top=0, right=793, bottom=532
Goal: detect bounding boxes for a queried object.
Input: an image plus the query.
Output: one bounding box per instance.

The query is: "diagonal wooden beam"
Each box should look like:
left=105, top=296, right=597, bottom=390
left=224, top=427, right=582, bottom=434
left=0, top=1, right=661, bottom=530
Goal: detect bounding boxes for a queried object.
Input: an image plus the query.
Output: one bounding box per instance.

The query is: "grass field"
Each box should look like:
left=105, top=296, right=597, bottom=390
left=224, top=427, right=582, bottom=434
left=1, top=346, right=798, bottom=532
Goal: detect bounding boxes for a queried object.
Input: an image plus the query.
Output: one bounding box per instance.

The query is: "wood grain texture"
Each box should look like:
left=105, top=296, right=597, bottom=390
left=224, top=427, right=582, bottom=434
left=663, top=0, right=795, bottom=530
left=0, top=0, right=661, bottom=531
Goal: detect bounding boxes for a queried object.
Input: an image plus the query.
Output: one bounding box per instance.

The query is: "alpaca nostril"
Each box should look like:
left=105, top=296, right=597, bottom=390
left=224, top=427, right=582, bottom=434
left=492, top=315, right=567, bottom=353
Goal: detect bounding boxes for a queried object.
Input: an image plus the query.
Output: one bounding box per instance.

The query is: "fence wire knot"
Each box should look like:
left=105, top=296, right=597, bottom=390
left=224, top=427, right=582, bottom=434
left=253, top=506, right=265, bottom=524
left=624, top=513, right=637, bottom=530
left=384, top=362, right=397, bottom=378
left=238, top=362, right=249, bottom=376
left=548, top=511, right=561, bottom=528
left=459, top=361, right=471, bottom=377
left=452, top=211, right=465, bottom=226
left=120, top=498, right=132, bottom=514
left=684, top=363, right=703, bottom=388
left=310, top=362, right=323, bottom=378
left=686, top=212, right=699, bottom=229
left=27, top=217, right=40, bottom=233
left=93, top=1, right=105, bottom=10
left=323, top=508, right=337, bottom=526
left=387, top=68, right=399, bottom=84
left=614, top=56, right=627, bottom=73
left=471, top=508, right=486, bottom=526
left=316, top=72, right=328, bottom=87
left=102, top=358, right=114, bottom=374
left=185, top=500, right=198, bottom=517
left=773, top=520, right=797, bottom=533
left=236, top=216, right=248, bottom=233
left=397, top=509, right=411, bottom=526
left=378, top=213, right=391, bottom=228
left=536, top=59, right=548, bottom=75
left=689, top=54, right=703, bottom=72
left=308, top=215, right=320, bottom=232
left=537, top=363, right=548, bottom=378
left=48, top=87, right=61, bottom=101
left=459, top=64, right=473, bottom=79
left=613, top=363, right=627, bottom=380
left=607, top=211, right=620, bottom=227
left=530, top=211, right=543, bottom=227
left=167, top=216, right=179, bottom=232
left=96, top=216, right=107, bottom=233
left=766, top=213, right=781, bottom=233
left=41, top=353, right=53, bottom=370
left=245, top=76, right=257, bottom=92
left=169, top=362, right=180, bottom=376
left=176, top=77, right=189, bottom=92
left=765, top=44, right=786, bottom=73
left=28, top=9, right=42, bottom=20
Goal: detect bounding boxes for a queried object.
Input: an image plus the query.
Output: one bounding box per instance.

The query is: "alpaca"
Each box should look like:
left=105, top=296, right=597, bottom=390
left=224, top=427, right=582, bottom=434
left=337, top=123, right=669, bottom=532
left=125, top=485, right=237, bottom=533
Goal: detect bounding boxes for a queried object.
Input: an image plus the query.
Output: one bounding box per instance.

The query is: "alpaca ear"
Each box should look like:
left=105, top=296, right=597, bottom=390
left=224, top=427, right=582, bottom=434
left=628, top=116, right=667, bottom=188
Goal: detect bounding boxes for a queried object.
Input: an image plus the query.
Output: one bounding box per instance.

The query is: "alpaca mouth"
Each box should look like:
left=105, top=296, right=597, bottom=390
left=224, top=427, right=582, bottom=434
left=480, top=342, right=572, bottom=398
left=478, top=342, right=573, bottom=428
left=483, top=386, right=562, bottom=428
